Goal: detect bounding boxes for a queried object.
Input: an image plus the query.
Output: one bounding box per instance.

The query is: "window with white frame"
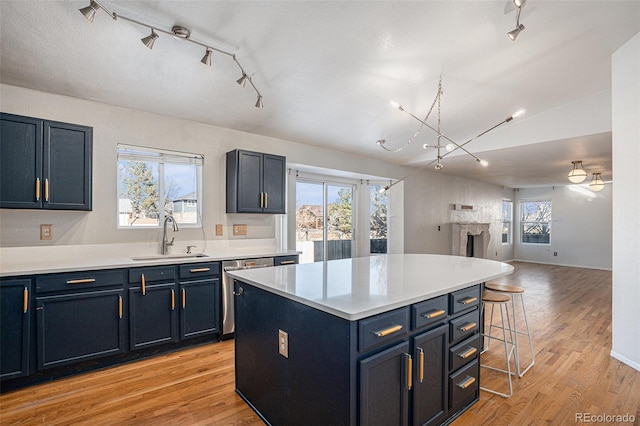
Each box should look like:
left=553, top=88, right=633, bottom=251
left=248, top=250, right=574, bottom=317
left=117, top=145, right=203, bottom=228
left=370, top=184, right=388, bottom=254
left=520, top=200, right=551, bottom=244
left=502, top=199, right=513, bottom=244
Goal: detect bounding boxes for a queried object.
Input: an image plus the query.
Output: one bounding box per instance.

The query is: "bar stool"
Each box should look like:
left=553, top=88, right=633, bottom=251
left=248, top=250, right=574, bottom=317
left=485, top=282, right=535, bottom=377
left=480, top=290, right=514, bottom=398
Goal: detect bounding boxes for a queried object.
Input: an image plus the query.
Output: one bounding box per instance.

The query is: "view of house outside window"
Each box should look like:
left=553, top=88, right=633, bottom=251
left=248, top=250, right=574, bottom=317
left=502, top=199, right=513, bottom=244
left=520, top=200, right=551, bottom=244
left=117, top=145, right=203, bottom=228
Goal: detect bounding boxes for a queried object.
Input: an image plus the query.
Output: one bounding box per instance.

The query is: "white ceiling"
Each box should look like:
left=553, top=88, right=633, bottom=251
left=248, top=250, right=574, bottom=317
left=1, top=1, right=638, bottom=188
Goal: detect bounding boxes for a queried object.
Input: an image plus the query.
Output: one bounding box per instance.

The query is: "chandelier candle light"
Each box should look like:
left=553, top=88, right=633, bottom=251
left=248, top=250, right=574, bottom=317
left=79, top=0, right=264, bottom=108
left=377, top=77, right=524, bottom=192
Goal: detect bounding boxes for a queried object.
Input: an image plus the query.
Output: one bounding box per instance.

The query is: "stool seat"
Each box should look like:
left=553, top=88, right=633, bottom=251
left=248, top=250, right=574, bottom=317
left=482, top=291, right=510, bottom=304
left=485, top=283, right=524, bottom=293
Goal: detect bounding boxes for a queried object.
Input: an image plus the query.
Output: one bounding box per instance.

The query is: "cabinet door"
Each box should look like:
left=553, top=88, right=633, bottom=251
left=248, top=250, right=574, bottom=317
left=180, top=279, right=220, bottom=340
left=359, top=341, right=410, bottom=426
left=412, top=325, right=449, bottom=426
left=1, top=279, right=31, bottom=379
left=236, top=150, right=263, bottom=212
left=36, top=289, right=125, bottom=369
left=129, top=284, right=178, bottom=349
left=0, top=113, right=43, bottom=209
left=262, top=154, right=286, bottom=214
left=43, top=121, right=92, bottom=210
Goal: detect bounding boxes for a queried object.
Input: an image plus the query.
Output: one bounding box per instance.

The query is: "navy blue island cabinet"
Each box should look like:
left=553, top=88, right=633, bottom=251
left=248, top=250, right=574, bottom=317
left=234, top=281, right=482, bottom=426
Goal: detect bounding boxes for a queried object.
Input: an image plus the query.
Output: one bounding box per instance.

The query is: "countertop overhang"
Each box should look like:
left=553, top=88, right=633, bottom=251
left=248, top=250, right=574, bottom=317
left=227, top=253, right=514, bottom=321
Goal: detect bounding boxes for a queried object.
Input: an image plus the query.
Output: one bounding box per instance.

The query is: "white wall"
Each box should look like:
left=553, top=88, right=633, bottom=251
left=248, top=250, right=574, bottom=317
left=402, top=169, right=515, bottom=262
left=0, top=84, right=408, bottom=250
left=611, top=33, right=640, bottom=371
left=514, top=186, right=612, bottom=270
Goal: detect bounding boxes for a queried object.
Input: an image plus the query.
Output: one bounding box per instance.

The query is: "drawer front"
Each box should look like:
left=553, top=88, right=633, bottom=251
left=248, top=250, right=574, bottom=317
left=449, top=334, right=481, bottom=372
left=450, top=285, right=480, bottom=315
left=179, top=262, right=220, bottom=279
left=449, top=309, right=480, bottom=344
left=412, top=295, right=448, bottom=330
left=274, top=255, right=299, bottom=266
left=359, top=307, right=409, bottom=353
left=449, top=359, right=479, bottom=414
left=129, top=266, right=175, bottom=284
left=36, top=269, right=125, bottom=293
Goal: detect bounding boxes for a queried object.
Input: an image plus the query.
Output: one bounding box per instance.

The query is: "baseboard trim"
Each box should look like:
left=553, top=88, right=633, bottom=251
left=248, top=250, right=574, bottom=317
left=610, top=350, right=640, bottom=372
left=511, top=259, right=612, bottom=271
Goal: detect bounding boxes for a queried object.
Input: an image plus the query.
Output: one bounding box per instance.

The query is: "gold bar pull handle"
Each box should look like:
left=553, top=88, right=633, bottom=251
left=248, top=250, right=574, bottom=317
left=118, top=296, right=123, bottom=319
left=459, top=296, right=478, bottom=305
left=260, top=192, right=264, bottom=208
left=280, top=260, right=295, bottom=265
left=35, top=178, right=41, bottom=201
left=405, top=353, right=413, bottom=390
left=44, top=178, right=49, bottom=202
left=189, top=268, right=210, bottom=273
left=418, top=347, right=425, bottom=383
left=372, top=324, right=403, bottom=337
left=458, top=347, right=478, bottom=359
left=66, top=278, right=96, bottom=285
left=457, top=376, right=476, bottom=389
left=141, top=274, right=146, bottom=295
left=182, top=288, right=186, bottom=309
left=23, top=287, right=29, bottom=313
left=423, top=309, right=446, bottom=319
left=458, top=322, right=477, bottom=332
left=264, top=192, right=268, bottom=208
left=171, top=289, right=175, bottom=310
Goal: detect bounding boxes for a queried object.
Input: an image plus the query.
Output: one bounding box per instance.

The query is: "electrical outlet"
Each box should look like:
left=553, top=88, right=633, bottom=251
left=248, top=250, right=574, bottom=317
left=40, top=224, right=53, bottom=240
left=554, top=252, right=558, bottom=256
left=233, top=224, right=247, bottom=236
left=216, top=224, right=223, bottom=236
left=278, top=329, right=289, bottom=358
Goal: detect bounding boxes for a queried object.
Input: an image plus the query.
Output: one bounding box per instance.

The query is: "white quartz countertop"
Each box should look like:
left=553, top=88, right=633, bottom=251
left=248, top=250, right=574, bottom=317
left=0, top=240, right=298, bottom=277
left=227, top=254, right=514, bottom=321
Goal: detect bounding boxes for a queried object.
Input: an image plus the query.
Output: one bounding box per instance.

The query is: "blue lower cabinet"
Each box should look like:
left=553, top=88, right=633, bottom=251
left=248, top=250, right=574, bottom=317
left=179, top=279, right=220, bottom=340
left=1, top=279, right=31, bottom=379
left=36, top=289, right=125, bottom=369
left=129, top=284, right=178, bottom=350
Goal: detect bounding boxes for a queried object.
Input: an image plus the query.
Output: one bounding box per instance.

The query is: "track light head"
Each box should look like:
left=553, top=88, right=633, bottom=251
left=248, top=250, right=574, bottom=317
left=236, top=73, right=249, bottom=87
left=476, top=158, right=489, bottom=167
left=79, top=1, right=98, bottom=22
left=201, top=49, right=212, bottom=66
left=507, top=23, right=525, bottom=41
left=255, top=95, right=263, bottom=109
left=513, top=0, right=527, bottom=8
left=141, top=29, right=159, bottom=49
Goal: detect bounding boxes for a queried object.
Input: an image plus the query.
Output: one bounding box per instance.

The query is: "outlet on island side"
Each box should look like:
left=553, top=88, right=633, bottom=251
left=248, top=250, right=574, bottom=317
left=278, top=329, right=289, bottom=358
left=40, top=224, right=53, bottom=240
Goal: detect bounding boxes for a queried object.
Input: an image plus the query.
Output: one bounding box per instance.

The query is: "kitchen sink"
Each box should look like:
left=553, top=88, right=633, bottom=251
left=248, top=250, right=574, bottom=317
left=131, top=253, right=209, bottom=261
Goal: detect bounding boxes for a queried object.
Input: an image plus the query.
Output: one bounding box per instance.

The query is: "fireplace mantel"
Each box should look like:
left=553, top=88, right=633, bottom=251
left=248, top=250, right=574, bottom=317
left=451, top=223, right=491, bottom=258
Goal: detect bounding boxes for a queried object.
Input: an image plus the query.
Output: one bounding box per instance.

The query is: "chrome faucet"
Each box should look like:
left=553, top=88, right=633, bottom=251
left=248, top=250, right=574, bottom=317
left=162, top=214, right=179, bottom=255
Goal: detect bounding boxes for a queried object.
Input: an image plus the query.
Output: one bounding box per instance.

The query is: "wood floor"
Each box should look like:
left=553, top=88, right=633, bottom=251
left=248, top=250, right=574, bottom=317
left=1, top=262, right=639, bottom=425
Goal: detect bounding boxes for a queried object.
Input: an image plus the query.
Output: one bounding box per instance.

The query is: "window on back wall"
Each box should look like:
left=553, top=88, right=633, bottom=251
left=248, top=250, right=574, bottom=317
left=502, top=199, right=513, bottom=244
left=520, top=200, right=551, bottom=244
left=117, top=145, right=203, bottom=229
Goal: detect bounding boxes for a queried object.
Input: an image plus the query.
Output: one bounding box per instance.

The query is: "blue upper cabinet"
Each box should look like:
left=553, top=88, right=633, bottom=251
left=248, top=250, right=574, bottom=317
left=0, top=113, right=92, bottom=211
left=226, top=149, right=286, bottom=214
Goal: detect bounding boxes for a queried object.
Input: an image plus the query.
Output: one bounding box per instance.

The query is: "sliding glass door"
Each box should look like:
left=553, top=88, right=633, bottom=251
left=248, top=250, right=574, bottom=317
left=295, top=180, right=354, bottom=263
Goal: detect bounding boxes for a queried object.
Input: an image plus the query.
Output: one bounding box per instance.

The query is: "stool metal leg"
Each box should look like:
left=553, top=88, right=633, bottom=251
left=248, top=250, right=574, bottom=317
left=514, top=293, right=535, bottom=377
left=480, top=302, right=514, bottom=398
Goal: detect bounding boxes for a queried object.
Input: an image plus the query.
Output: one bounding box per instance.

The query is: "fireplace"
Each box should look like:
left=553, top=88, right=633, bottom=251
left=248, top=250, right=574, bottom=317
left=451, top=223, right=491, bottom=258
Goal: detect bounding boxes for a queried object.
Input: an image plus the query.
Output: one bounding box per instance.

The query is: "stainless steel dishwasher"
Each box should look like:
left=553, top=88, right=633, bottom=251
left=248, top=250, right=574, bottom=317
left=222, top=257, right=274, bottom=339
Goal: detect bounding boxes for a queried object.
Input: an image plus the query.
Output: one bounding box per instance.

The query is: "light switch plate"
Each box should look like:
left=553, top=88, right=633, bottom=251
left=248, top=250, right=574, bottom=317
left=40, top=224, right=53, bottom=240
left=278, top=329, right=289, bottom=358
left=215, top=224, right=223, bottom=236
left=233, top=224, right=247, bottom=236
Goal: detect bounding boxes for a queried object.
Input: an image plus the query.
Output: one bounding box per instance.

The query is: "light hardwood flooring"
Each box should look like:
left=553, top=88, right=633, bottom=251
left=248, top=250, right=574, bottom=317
left=1, top=262, right=639, bottom=425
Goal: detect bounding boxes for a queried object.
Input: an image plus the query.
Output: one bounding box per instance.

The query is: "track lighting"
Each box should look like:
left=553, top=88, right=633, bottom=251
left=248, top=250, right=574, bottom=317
left=378, top=76, right=524, bottom=172
left=589, top=173, right=605, bottom=192
left=78, top=0, right=263, bottom=108
left=201, top=48, right=212, bottom=66
left=508, top=0, right=526, bottom=41
left=141, top=29, right=158, bottom=49
left=236, top=73, right=249, bottom=87
left=568, top=161, right=587, bottom=183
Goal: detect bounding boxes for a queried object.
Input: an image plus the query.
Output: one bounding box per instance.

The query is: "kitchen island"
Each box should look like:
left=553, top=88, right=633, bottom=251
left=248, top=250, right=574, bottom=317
left=228, top=254, right=513, bottom=426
